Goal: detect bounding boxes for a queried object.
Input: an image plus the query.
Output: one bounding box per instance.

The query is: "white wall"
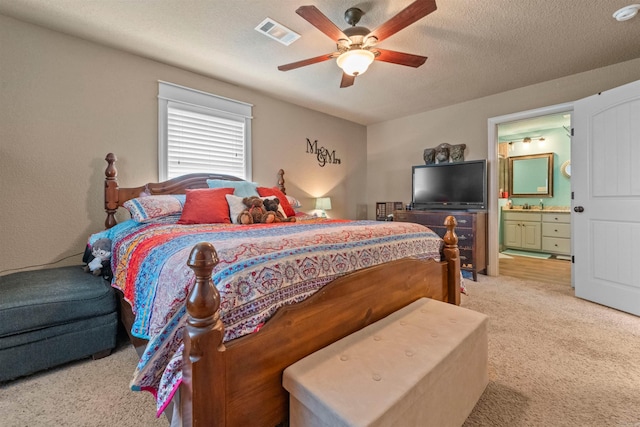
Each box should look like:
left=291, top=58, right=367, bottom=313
left=366, top=58, right=640, bottom=213
left=0, top=15, right=366, bottom=274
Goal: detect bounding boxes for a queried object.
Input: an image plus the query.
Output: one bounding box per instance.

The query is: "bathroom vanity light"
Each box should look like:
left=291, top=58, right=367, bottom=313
left=508, top=136, right=545, bottom=145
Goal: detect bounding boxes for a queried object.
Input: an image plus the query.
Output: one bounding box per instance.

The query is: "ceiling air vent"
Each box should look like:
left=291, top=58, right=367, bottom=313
left=255, top=18, right=300, bottom=46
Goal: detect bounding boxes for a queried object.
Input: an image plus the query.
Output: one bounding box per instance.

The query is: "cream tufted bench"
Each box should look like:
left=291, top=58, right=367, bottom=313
left=283, top=298, right=488, bottom=427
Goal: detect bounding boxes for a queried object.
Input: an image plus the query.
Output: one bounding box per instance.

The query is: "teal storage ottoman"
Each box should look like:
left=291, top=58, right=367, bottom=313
left=0, top=266, right=118, bottom=382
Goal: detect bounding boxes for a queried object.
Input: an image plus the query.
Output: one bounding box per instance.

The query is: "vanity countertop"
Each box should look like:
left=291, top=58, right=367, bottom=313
left=502, top=206, right=570, bottom=213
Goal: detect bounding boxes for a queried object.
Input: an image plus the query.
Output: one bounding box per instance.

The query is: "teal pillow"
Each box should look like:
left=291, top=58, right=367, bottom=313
left=206, top=179, right=259, bottom=198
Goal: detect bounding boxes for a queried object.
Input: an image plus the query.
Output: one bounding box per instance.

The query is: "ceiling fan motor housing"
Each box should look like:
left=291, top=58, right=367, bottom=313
left=344, top=7, right=364, bottom=26
left=344, top=26, right=370, bottom=38
left=342, top=7, right=376, bottom=51
left=339, top=27, right=375, bottom=53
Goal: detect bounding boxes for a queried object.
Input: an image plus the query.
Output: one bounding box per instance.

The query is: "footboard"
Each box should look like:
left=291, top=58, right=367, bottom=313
left=181, top=217, right=460, bottom=427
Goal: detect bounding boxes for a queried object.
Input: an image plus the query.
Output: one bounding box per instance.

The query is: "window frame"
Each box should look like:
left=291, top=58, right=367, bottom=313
left=158, top=81, right=253, bottom=181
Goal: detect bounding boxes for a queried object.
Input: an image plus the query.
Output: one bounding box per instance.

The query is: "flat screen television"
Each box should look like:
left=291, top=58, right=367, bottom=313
left=412, top=160, right=487, bottom=210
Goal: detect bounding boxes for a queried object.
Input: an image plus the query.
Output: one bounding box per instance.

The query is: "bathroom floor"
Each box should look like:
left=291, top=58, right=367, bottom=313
left=499, top=253, right=571, bottom=287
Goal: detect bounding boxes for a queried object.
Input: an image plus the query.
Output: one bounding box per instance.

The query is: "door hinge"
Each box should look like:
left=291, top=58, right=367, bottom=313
left=571, top=191, right=574, bottom=200
left=571, top=128, right=574, bottom=136
left=572, top=255, right=575, bottom=264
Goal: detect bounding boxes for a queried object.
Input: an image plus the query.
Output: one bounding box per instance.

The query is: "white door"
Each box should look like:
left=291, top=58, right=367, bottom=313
left=573, top=79, right=640, bottom=316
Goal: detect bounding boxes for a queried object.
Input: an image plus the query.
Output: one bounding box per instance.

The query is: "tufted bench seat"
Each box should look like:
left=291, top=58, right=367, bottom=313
left=0, top=266, right=118, bottom=382
left=283, top=298, right=488, bottom=427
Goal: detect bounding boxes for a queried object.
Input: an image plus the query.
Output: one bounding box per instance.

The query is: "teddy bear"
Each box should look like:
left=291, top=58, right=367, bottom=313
left=237, top=196, right=278, bottom=224
left=263, top=197, right=296, bottom=223
left=82, top=237, right=112, bottom=280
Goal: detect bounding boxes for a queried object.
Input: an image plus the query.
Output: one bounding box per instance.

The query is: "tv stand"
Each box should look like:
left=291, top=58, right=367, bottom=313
left=394, top=210, right=487, bottom=281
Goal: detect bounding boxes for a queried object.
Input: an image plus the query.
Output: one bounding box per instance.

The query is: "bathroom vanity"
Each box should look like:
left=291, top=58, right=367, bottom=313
left=503, top=208, right=571, bottom=256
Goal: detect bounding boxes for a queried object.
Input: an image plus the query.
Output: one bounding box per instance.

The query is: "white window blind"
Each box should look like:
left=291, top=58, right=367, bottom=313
left=167, top=103, right=245, bottom=178
left=158, top=81, right=253, bottom=181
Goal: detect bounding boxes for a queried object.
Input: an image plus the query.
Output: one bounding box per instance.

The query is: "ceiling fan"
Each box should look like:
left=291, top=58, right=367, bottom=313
left=277, top=0, right=437, bottom=88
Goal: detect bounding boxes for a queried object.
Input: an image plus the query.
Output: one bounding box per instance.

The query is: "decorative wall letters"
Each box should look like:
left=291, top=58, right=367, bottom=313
left=306, top=138, right=342, bottom=167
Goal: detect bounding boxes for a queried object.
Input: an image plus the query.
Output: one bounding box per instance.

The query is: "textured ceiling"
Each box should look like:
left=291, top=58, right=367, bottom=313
left=498, top=113, right=571, bottom=140
left=2, top=0, right=640, bottom=125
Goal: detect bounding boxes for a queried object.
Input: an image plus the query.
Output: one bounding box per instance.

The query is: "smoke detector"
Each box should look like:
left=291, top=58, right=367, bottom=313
left=613, top=4, right=640, bottom=21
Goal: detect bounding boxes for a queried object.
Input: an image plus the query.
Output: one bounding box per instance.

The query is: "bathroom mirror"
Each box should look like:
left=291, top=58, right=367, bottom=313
left=561, top=160, right=571, bottom=178
left=508, top=153, right=554, bottom=197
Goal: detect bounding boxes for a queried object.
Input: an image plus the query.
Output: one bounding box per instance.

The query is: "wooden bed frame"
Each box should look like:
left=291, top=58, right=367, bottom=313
left=103, top=153, right=461, bottom=427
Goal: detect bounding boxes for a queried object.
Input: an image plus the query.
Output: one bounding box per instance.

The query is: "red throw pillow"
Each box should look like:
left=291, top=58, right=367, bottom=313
left=177, top=188, right=234, bottom=224
left=257, top=187, right=295, bottom=217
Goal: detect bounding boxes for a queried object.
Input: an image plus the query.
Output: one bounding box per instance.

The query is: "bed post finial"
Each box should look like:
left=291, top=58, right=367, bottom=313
left=277, top=169, right=286, bottom=194
left=184, top=242, right=226, bottom=426
left=186, top=242, right=223, bottom=348
left=105, top=153, right=119, bottom=229
left=443, top=216, right=461, bottom=305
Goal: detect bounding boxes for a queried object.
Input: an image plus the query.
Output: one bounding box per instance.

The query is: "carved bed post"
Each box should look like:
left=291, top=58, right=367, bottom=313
left=183, top=242, right=226, bottom=427
left=277, top=169, right=286, bottom=194
left=105, top=153, right=119, bottom=229
left=442, top=216, right=461, bottom=305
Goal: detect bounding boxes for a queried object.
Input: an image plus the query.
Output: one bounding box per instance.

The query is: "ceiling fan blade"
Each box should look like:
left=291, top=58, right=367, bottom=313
left=278, top=53, right=337, bottom=71
left=373, top=48, right=427, bottom=68
left=340, top=73, right=355, bottom=88
left=296, top=5, right=349, bottom=41
left=367, top=0, right=437, bottom=43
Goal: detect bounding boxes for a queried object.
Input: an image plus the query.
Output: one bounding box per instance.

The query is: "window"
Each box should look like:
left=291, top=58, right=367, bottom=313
left=158, top=81, right=253, bottom=181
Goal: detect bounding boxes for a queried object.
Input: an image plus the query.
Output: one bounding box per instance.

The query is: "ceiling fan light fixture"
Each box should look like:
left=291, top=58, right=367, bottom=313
left=336, top=49, right=375, bottom=76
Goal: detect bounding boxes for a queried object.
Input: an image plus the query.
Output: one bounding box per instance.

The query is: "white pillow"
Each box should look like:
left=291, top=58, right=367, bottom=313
left=226, top=194, right=248, bottom=224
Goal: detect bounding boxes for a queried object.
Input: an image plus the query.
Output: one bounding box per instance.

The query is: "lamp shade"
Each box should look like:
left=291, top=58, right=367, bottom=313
left=336, top=49, right=375, bottom=76
left=315, top=197, right=332, bottom=210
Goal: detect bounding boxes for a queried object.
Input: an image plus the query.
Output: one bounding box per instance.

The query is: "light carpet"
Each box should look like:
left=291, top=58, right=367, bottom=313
left=0, top=338, right=166, bottom=427
left=462, top=276, right=639, bottom=426
left=1, top=275, right=638, bottom=426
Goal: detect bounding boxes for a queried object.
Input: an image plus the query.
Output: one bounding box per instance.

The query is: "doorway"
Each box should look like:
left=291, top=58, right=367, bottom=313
left=499, top=254, right=572, bottom=286
left=487, top=103, right=573, bottom=283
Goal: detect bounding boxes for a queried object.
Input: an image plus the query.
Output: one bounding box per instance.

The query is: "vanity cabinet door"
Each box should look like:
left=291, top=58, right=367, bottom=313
left=521, top=221, right=542, bottom=250
left=503, top=219, right=541, bottom=250
left=504, top=220, right=522, bottom=247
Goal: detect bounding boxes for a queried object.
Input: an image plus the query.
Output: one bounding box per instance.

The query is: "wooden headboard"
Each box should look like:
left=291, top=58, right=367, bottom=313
left=103, top=153, right=286, bottom=229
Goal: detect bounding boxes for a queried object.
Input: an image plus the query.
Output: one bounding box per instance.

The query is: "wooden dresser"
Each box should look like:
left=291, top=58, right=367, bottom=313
left=394, top=210, right=487, bottom=281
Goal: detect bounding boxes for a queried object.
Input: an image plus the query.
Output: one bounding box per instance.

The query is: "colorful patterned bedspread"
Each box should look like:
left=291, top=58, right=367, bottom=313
left=92, top=216, right=443, bottom=416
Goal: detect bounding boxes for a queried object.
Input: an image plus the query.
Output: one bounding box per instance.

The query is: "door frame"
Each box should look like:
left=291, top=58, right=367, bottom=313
left=486, top=102, right=574, bottom=276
